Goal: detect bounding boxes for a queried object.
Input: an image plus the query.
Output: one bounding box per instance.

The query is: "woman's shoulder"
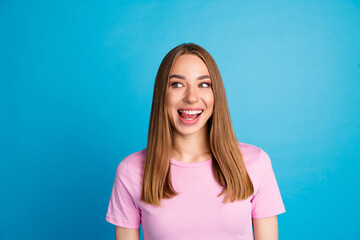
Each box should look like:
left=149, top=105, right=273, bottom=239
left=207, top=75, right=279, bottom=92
left=115, top=148, right=146, bottom=179
left=120, top=148, right=147, bottom=169
left=236, top=141, right=271, bottom=166
left=236, top=141, right=271, bottom=185
left=237, top=141, right=263, bottom=159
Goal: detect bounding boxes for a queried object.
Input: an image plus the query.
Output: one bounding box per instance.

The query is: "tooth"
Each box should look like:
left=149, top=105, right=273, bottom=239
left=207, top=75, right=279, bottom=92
left=179, top=110, right=203, bottom=115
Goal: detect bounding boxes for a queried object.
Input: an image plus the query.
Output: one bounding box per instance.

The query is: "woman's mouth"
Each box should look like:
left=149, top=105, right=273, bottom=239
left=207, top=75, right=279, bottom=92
left=177, top=109, right=203, bottom=125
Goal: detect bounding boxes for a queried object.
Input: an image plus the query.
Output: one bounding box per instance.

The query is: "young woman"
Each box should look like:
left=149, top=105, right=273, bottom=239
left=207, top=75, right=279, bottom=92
left=106, top=43, right=286, bottom=240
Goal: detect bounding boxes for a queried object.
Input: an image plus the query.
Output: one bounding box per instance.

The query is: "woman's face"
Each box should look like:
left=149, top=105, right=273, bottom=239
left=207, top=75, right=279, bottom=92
left=166, top=54, right=214, bottom=137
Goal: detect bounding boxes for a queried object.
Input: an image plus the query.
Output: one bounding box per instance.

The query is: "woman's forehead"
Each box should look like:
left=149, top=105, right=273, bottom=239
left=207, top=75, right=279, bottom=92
left=170, top=54, right=209, bottom=76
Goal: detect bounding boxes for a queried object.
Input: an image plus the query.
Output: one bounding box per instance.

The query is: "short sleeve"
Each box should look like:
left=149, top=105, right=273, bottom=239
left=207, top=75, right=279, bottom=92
left=106, top=158, right=141, bottom=228
left=251, top=149, right=286, bottom=218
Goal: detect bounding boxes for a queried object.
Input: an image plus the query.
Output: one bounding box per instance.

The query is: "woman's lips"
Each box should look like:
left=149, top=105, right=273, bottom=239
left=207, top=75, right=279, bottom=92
left=177, top=110, right=203, bottom=125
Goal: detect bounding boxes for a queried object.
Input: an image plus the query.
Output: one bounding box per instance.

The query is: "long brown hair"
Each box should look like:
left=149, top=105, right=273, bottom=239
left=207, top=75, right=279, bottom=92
left=141, top=43, right=254, bottom=207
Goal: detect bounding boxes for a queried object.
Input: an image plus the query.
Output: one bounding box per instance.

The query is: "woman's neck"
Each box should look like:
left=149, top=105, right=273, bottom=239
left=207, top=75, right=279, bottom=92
left=171, top=127, right=212, bottom=163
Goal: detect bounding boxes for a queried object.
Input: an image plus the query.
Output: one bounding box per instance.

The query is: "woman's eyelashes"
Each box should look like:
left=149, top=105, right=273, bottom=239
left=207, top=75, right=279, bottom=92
left=199, top=82, right=211, bottom=88
left=171, top=82, right=183, bottom=88
left=170, top=82, right=211, bottom=88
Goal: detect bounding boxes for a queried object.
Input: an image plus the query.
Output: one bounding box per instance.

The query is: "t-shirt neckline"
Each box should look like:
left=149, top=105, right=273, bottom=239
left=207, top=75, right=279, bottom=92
left=170, top=158, right=212, bottom=168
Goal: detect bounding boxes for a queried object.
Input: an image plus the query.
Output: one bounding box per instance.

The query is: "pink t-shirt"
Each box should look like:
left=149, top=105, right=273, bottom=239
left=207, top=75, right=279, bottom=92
left=106, top=142, right=286, bottom=240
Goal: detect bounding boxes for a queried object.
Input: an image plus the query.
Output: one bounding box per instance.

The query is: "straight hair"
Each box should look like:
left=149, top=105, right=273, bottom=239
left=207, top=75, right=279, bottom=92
left=141, top=43, right=254, bottom=207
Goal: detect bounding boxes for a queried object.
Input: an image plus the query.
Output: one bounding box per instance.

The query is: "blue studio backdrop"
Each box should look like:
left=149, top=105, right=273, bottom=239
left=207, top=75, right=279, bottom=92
left=1, top=0, right=359, bottom=239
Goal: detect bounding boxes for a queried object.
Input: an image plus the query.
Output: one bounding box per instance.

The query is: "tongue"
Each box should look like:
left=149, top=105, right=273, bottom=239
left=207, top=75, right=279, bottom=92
left=180, top=112, right=196, bottom=119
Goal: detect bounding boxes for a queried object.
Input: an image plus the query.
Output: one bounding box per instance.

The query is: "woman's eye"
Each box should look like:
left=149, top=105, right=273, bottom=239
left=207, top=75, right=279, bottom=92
left=171, top=82, right=183, bottom=88
left=199, top=82, right=211, bottom=88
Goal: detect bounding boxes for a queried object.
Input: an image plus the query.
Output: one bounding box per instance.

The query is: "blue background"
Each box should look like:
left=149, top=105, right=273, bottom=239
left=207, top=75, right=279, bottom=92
left=1, top=0, right=359, bottom=239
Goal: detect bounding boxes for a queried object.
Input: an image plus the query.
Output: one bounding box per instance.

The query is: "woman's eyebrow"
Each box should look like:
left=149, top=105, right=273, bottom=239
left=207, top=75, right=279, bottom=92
left=169, top=74, right=211, bottom=80
left=197, top=75, right=211, bottom=80
left=169, top=74, right=185, bottom=80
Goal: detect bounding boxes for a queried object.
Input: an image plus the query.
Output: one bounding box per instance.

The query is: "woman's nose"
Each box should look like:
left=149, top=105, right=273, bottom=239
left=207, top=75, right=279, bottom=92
left=184, top=86, right=199, bottom=103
